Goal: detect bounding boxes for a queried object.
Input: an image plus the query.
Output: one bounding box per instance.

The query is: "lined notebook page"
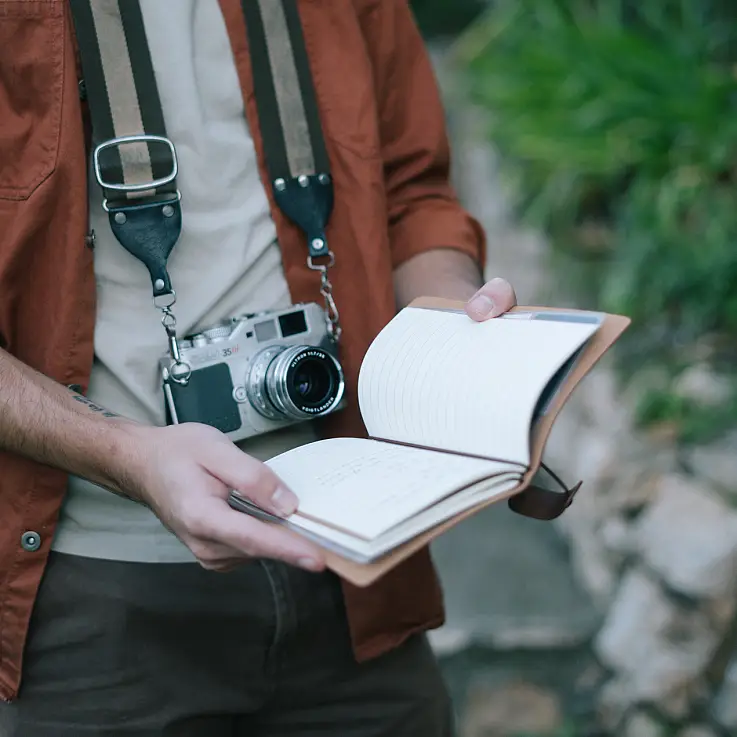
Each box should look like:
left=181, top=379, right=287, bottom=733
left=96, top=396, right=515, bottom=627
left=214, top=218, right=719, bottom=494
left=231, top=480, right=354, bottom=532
left=266, top=437, right=510, bottom=539
left=292, top=473, right=521, bottom=559
left=358, top=307, right=599, bottom=466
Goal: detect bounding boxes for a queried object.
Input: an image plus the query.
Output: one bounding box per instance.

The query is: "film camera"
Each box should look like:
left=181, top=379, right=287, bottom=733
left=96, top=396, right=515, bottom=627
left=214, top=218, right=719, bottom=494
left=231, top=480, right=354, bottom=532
left=161, top=302, right=345, bottom=442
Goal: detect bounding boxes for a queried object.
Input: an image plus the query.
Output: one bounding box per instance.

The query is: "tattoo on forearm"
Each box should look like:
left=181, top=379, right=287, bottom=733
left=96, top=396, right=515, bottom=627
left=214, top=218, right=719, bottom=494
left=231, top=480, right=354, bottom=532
left=68, top=390, right=120, bottom=419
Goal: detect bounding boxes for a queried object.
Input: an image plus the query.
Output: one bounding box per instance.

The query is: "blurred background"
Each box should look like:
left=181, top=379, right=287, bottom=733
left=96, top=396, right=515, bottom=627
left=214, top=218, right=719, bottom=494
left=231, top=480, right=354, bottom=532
left=408, top=1, right=737, bottom=735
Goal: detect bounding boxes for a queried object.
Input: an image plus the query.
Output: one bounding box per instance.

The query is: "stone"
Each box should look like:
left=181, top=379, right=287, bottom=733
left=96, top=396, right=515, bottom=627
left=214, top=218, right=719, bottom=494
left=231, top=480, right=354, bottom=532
left=623, top=711, right=665, bottom=737
left=622, top=365, right=672, bottom=412
left=597, top=676, right=695, bottom=727
left=599, top=669, right=693, bottom=722
left=674, top=363, right=732, bottom=406
left=575, top=662, right=607, bottom=691
left=600, top=516, right=635, bottom=558
left=681, top=335, right=721, bottom=364
left=547, top=427, right=624, bottom=603
left=596, top=677, right=632, bottom=729
left=684, top=430, right=737, bottom=496
left=703, top=594, right=737, bottom=631
left=430, top=502, right=600, bottom=654
left=612, top=469, right=667, bottom=514
left=541, top=401, right=588, bottom=477
left=564, top=427, right=621, bottom=497
left=551, top=438, right=680, bottom=607
left=646, top=421, right=682, bottom=444
left=677, top=726, right=718, bottom=737
left=634, top=474, right=737, bottom=599
left=460, top=681, right=562, bottom=737
left=712, top=655, right=737, bottom=730
left=577, top=366, right=634, bottom=434
left=567, top=527, right=619, bottom=605
left=427, top=628, right=471, bottom=655
left=591, top=461, right=670, bottom=521
left=594, top=568, right=718, bottom=715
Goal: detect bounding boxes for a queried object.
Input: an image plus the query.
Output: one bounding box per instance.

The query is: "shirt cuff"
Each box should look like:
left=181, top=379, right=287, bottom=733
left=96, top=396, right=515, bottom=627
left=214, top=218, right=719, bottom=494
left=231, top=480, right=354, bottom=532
left=389, top=200, right=487, bottom=271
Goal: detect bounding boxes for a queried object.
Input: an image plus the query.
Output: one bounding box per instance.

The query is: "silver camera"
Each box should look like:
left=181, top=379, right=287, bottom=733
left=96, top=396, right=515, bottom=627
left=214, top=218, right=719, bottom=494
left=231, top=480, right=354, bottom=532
left=160, top=302, right=345, bottom=442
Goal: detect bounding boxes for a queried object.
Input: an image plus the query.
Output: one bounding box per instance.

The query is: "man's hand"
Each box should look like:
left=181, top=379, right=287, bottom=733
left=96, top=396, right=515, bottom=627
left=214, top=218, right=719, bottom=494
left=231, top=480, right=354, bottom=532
left=465, top=277, right=518, bottom=321
left=393, top=250, right=517, bottom=318
left=0, top=347, right=325, bottom=575
left=124, top=422, right=326, bottom=573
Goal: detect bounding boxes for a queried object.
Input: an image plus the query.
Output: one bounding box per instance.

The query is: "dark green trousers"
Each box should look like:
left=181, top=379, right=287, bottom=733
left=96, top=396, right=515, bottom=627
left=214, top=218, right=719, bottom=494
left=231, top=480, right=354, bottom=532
left=0, top=552, right=453, bottom=736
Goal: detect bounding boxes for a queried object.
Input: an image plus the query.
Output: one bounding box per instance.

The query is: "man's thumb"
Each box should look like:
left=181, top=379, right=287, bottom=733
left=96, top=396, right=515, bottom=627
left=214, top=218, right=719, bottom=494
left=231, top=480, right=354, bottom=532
left=465, top=277, right=517, bottom=321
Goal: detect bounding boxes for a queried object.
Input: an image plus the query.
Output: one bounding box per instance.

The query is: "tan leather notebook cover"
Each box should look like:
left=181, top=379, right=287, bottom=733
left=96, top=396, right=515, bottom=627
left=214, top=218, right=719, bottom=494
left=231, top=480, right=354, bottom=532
left=279, top=298, right=630, bottom=587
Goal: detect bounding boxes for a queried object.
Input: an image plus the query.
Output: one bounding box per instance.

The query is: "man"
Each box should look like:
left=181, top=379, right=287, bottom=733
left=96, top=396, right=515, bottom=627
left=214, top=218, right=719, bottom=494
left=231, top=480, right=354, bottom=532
left=0, top=1, right=516, bottom=734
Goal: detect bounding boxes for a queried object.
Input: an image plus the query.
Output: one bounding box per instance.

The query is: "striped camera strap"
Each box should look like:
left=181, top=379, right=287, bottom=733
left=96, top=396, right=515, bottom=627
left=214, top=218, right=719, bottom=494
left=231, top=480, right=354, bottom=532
left=69, top=0, right=333, bottom=260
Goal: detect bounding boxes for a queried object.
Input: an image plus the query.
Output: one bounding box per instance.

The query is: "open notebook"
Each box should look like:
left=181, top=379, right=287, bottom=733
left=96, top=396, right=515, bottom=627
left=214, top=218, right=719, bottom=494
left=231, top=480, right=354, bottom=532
left=229, top=297, right=630, bottom=586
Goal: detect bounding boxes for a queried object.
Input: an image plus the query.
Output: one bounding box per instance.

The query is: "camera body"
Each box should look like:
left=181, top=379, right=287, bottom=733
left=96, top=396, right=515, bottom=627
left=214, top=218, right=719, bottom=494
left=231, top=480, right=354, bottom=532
left=160, top=302, right=345, bottom=443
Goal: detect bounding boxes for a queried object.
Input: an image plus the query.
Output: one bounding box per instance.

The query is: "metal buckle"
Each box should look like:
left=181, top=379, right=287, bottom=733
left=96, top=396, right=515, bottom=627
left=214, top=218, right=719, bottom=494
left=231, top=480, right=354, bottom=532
left=102, top=189, right=181, bottom=213
left=307, top=251, right=336, bottom=271
left=93, top=134, right=178, bottom=193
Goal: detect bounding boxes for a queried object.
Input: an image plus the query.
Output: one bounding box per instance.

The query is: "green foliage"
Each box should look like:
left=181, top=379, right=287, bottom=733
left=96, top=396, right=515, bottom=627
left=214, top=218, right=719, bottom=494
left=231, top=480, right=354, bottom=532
left=633, top=368, right=737, bottom=443
left=459, top=0, right=737, bottom=438
left=461, top=1, right=737, bottom=216
left=604, top=173, right=737, bottom=342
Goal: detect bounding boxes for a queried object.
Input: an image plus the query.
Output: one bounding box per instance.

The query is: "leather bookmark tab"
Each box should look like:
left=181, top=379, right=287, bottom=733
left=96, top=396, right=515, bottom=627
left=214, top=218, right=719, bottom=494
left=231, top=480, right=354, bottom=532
left=507, top=480, right=583, bottom=521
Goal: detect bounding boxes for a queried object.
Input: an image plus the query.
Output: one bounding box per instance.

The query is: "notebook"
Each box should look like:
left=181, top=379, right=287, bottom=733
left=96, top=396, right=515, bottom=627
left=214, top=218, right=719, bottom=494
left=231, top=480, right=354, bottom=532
left=229, top=297, right=630, bottom=586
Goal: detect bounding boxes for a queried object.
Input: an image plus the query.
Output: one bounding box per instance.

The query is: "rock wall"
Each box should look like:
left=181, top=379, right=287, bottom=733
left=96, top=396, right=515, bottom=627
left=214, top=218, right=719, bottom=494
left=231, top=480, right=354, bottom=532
left=433, top=49, right=737, bottom=736
left=546, top=366, right=737, bottom=736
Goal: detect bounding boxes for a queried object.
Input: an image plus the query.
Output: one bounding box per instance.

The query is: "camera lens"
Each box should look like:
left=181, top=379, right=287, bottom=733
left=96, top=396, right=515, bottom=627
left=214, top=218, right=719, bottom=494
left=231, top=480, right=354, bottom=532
left=287, top=353, right=338, bottom=410
left=247, top=345, right=344, bottom=421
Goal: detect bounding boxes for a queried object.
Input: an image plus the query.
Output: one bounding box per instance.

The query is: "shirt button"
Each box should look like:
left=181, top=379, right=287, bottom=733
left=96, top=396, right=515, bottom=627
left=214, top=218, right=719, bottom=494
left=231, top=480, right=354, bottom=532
left=21, top=531, right=41, bottom=552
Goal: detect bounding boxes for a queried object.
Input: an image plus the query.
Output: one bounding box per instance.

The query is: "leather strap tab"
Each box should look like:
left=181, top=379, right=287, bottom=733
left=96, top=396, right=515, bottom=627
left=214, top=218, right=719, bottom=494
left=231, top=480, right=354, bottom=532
left=273, top=174, right=334, bottom=258
left=242, top=0, right=333, bottom=260
left=108, top=199, right=182, bottom=298
left=508, top=480, right=582, bottom=521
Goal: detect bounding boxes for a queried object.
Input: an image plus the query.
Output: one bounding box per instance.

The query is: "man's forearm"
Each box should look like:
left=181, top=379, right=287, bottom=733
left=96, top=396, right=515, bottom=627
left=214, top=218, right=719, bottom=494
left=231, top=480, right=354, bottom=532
left=393, top=248, right=484, bottom=309
left=0, top=348, right=141, bottom=494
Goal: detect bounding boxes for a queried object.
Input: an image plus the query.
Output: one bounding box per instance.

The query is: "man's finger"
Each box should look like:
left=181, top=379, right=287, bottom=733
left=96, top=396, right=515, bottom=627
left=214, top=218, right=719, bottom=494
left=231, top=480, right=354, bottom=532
left=200, top=436, right=300, bottom=517
left=465, top=277, right=517, bottom=321
left=202, top=500, right=326, bottom=572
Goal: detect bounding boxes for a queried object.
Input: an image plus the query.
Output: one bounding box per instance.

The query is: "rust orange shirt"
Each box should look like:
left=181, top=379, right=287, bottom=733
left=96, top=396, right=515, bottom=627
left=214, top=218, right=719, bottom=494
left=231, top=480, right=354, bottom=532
left=0, top=0, right=485, bottom=699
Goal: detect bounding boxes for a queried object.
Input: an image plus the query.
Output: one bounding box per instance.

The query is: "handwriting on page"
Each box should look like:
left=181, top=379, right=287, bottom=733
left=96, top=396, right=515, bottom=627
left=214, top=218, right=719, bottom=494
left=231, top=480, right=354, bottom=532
left=311, top=448, right=384, bottom=486
left=267, top=438, right=506, bottom=540
left=312, top=445, right=461, bottom=494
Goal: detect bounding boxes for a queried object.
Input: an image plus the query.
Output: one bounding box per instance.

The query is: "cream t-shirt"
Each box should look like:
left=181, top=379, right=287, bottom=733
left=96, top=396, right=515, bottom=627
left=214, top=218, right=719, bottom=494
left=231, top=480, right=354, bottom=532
left=52, top=0, right=316, bottom=562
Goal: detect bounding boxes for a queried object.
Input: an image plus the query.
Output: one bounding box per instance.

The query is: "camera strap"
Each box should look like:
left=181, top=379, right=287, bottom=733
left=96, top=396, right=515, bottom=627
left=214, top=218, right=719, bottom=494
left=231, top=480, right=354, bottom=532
left=70, top=0, right=340, bottom=386
left=241, top=0, right=340, bottom=342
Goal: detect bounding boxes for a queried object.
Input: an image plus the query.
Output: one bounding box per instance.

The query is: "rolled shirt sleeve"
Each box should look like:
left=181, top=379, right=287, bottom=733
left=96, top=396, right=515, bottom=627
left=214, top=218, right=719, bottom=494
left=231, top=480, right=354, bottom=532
left=360, top=0, right=487, bottom=270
